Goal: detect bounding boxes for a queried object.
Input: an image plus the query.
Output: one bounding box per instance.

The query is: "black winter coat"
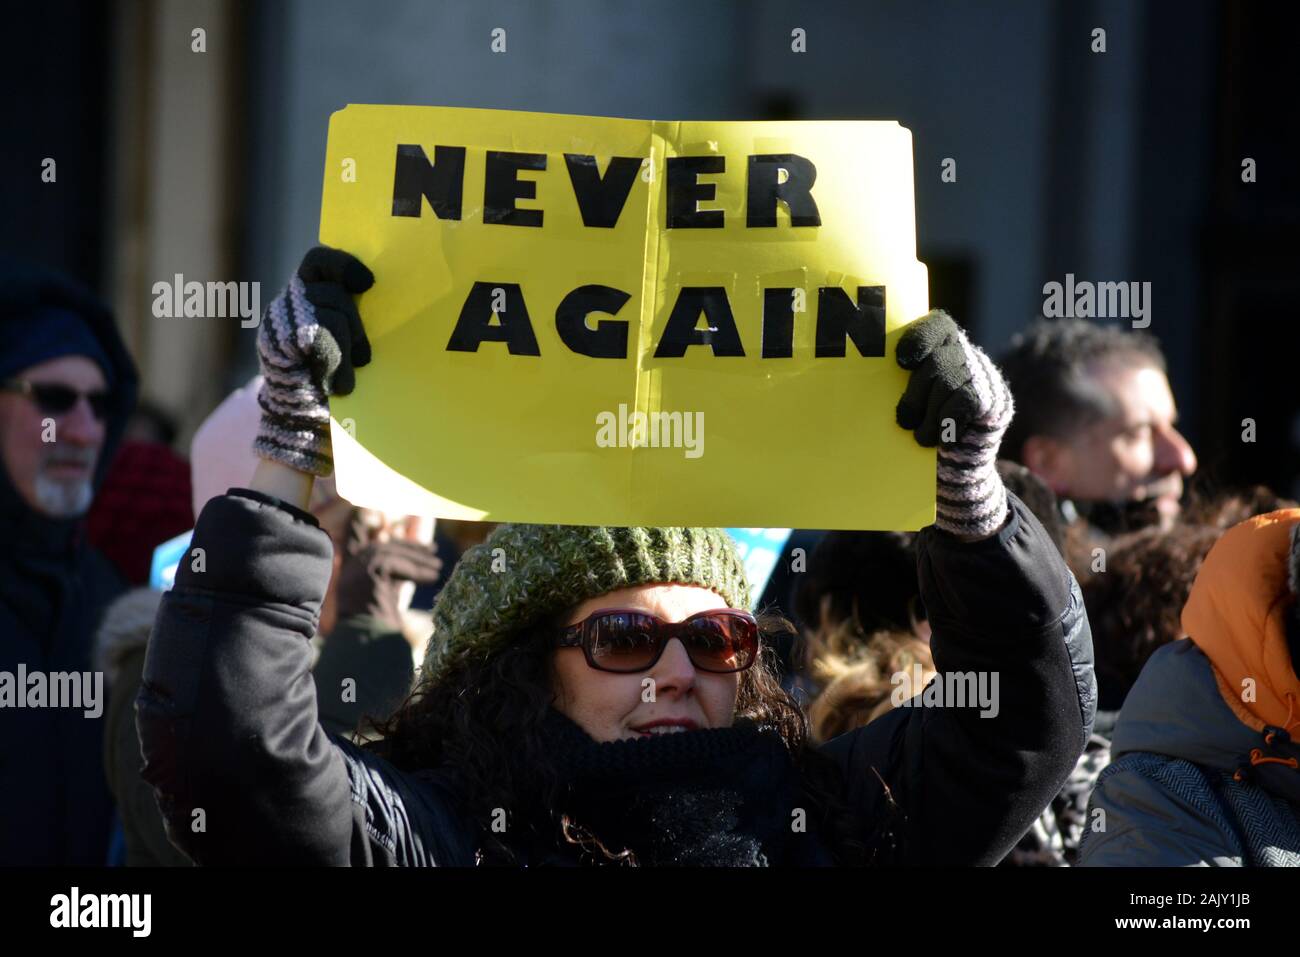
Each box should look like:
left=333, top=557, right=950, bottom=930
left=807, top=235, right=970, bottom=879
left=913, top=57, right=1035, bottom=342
left=138, top=488, right=1095, bottom=866
left=0, top=259, right=139, bottom=865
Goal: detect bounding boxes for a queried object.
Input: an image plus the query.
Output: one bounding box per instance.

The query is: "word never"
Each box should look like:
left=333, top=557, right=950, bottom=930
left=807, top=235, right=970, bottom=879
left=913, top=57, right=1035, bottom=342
left=392, top=145, right=822, bottom=230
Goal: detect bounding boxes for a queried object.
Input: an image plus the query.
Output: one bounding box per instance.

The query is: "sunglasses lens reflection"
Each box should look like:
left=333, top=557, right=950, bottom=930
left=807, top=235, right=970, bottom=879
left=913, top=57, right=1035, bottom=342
left=585, top=611, right=757, bottom=673
left=682, top=615, right=757, bottom=672
left=590, top=613, right=660, bottom=671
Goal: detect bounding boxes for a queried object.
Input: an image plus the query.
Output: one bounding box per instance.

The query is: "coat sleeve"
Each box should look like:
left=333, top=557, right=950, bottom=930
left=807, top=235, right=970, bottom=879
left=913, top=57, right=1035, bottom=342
left=135, top=490, right=463, bottom=866
left=1078, top=761, right=1241, bottom=867
left=818, top=492, right=1096, bottom=865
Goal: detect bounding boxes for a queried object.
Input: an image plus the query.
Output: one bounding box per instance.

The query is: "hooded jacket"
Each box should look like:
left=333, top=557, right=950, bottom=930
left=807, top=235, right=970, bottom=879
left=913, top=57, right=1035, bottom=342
left=0, top=258, right=139, bottom=865
left=137, top=487, right=1094, bottom=866
left=1079, top=509, right=1300, bottom=866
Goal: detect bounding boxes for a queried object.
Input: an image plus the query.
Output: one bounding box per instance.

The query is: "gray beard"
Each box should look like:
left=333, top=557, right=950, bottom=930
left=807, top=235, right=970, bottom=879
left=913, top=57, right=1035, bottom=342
left=33, top=473, right=94, bottom=517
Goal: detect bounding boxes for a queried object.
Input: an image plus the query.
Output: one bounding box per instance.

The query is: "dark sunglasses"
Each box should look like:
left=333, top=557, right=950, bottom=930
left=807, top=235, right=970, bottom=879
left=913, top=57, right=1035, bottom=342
left=554, top=607, right=760, bottom=674
left=1, top=379, right=110, bottom=420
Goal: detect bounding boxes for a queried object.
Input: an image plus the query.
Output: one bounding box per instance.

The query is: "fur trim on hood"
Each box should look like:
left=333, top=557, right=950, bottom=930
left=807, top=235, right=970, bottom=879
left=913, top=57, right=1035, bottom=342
left=94, top=587, right=163, bottom=686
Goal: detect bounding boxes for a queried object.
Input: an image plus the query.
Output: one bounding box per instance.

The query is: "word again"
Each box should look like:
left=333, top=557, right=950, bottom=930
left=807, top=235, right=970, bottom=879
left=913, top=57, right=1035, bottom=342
left=446, top=283, right=886, bottom=359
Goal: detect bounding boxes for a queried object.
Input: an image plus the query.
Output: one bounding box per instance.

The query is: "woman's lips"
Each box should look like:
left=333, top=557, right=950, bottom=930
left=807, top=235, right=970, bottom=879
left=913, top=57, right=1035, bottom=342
left=631, top=718, right=699, bottom=736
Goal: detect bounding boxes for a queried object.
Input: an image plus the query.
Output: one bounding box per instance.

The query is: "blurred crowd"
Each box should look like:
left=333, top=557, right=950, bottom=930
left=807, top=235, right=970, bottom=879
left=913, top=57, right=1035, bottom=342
left=2, top=254, right=1297, bottom=867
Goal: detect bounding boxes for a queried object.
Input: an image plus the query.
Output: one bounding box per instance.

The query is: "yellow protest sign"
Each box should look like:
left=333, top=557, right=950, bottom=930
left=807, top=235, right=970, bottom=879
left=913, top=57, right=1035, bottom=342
left=321, top=104, right=934, bottom=529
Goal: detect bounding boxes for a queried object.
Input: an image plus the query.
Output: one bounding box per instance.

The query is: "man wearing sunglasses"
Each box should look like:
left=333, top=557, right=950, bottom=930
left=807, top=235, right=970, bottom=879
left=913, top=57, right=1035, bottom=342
left=0, top=257, right=139, bottom=865
left=1, top=367, right=111, bottom=516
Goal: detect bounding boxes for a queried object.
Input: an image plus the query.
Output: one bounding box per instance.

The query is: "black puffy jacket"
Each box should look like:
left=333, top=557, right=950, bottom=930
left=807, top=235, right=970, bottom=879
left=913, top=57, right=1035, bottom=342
left=138, top=488, right=1094, bottom=866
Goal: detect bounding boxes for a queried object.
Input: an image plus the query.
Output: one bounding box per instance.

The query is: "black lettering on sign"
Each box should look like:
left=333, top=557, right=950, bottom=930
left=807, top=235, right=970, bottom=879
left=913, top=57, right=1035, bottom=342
left=666, top=157, right=725, bottom=229
left=555, top=285, right=631, bottom=358
left=447, top=282, right=541, bottom=355
left=392, top=144, right=466, bottom=219
left=484, top=151, right=546, bottom=227
left=747, top=154, right=821, bottom=227
left=816, top=286, right=885, bottom=358
left=653, top=287, right=745, bottom=357
left=563, top=155, right=642, bottom=228
left=762, top=288, right=795, bottom=358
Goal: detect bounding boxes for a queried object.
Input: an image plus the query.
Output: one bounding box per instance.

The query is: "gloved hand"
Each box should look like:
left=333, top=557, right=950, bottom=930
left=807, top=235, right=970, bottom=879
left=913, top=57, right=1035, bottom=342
left=253, top=246, right=375, bottom=476
left=335, top=510, right=444, bottom=633
left=895, top=310, right=1014, bottom=541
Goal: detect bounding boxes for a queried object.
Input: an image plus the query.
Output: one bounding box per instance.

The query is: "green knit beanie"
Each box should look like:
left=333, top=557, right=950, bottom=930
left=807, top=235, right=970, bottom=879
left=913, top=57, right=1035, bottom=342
left=422, top=525, right=751, bottom=683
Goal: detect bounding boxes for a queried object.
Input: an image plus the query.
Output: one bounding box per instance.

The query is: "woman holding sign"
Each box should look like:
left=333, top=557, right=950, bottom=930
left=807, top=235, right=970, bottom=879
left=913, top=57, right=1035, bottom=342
left=137, top=247, right=1094, bottom=866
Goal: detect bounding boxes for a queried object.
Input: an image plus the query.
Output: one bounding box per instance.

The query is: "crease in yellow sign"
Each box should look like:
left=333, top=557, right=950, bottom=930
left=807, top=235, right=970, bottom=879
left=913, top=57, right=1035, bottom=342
left=322, top=104, right=935, bottom=530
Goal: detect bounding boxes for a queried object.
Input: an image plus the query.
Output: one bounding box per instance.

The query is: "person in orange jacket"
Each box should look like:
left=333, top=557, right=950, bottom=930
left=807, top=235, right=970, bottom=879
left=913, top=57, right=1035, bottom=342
left=1080, top=509, right=1300, bottom=866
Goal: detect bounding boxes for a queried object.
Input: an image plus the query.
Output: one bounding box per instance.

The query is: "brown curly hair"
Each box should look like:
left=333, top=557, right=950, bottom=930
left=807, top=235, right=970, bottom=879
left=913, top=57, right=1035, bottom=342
left=1084, top=522, right=1223, bottom=708
left=1182, top=485, right=1298, bottom=529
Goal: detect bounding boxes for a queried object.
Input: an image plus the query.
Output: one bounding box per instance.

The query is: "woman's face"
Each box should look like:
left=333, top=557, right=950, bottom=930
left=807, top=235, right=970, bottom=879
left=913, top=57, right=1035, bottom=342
left=550, top=584, right=742, bottom=742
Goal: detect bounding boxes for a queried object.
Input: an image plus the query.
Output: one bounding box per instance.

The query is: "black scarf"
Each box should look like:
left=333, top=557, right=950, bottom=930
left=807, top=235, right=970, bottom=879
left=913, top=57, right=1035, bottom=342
left=534, top=709, right=827, bottom=867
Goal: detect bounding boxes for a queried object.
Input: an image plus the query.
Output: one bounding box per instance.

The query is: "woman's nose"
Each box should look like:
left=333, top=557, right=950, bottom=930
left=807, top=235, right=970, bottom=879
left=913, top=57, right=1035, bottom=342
left=649, top=637, right=697, bottom=696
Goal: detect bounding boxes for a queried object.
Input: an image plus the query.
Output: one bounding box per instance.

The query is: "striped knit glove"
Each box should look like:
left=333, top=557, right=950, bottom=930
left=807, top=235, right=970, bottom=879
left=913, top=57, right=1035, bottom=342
left=253, top=247, right=374, bottom=476
left=895, top=311, right=1014, bottom=541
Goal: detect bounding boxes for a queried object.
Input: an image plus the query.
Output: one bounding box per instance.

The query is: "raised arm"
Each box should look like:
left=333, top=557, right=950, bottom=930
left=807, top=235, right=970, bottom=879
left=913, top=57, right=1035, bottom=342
left=137, top=487, right=350, bottom=862
left=819, top=312, right=1096, bottom=865
left=135, top=248, right=448, bottom=864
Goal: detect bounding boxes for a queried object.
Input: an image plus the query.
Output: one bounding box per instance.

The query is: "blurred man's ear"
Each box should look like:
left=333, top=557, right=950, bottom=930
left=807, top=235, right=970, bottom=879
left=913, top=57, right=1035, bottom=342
left=1020, top=435, right=1073, bottom=496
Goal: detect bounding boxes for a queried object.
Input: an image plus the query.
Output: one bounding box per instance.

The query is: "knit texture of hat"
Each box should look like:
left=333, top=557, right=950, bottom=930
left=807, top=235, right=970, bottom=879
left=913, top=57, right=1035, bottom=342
left=422, top=525, right=751, bottom=683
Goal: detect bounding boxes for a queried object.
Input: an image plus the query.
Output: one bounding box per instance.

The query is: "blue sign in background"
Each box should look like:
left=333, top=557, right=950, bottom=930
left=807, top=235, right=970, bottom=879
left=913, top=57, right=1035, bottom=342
left=149, top=529, right=194, bottom=592
left=724, top=528, right=793, bottom=610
